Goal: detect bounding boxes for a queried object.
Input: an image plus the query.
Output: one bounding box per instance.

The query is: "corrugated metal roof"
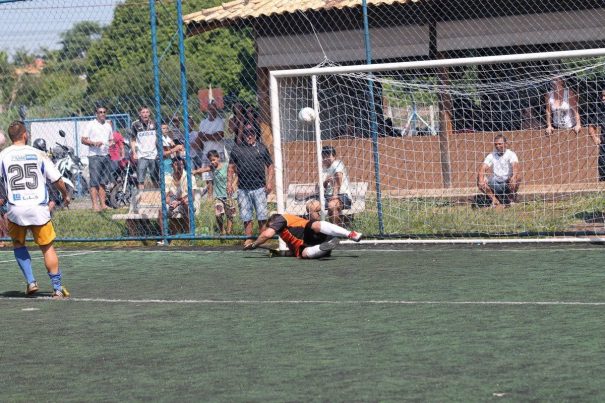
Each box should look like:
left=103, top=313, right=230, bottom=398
left=184, top=0, right=416, bottom=32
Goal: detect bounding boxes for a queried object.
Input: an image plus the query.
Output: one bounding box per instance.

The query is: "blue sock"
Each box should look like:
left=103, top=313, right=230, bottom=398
left=14, top=246, right=36, bottom=284
left=48, top=271, right=62, bottom=291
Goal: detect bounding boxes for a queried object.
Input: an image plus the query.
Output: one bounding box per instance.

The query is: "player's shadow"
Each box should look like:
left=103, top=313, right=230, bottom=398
left=0, top=290, right=53, bottom=298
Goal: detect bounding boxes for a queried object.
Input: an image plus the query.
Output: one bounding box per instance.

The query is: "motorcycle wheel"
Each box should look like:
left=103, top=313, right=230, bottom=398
left=109, top=182, right=132, bottom=209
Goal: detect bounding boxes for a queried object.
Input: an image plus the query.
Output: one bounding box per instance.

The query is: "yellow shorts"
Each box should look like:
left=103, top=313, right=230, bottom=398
left=8, top=221, right=56, bottom=246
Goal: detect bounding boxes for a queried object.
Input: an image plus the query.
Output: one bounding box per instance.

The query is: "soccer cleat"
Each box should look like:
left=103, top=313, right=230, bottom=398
left=347, top=231, right=363, bottom=242
left=26, top=281, right=39, bottom=296
left=319, top=237, right=340, bottom=252
left=52, top=287, right=70, bottom=300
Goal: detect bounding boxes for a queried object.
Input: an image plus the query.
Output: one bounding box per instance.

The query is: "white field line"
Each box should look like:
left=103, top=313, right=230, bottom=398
left=0, top=250, right=105, bottom=265
left=2, top=297, right=605, bottom=306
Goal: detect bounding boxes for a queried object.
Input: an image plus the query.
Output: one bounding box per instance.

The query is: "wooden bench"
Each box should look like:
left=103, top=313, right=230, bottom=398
left=284, top=182, right=368, bottom=221
left=111, top=189, right=202, bottom=236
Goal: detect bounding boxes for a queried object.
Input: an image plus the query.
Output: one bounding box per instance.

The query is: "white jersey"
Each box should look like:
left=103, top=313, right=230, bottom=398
left=82, top=119, right=112, bottom=156
left=483, top=149, right=519, bottom=182
left=321, top=159, right=351, bottom=198
left=0, top=145, right=62, bottom=226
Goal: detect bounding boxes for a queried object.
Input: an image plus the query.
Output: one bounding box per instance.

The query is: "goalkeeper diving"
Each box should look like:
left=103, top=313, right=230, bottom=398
left=243, top=201, right=362, bottom=259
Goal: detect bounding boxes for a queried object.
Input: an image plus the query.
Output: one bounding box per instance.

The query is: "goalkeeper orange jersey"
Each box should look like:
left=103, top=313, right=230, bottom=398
left=267, top=214, right=327, bottom=258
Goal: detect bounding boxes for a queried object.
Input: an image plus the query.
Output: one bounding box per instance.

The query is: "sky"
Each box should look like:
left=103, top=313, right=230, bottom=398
left=0, top=0, right=119, bottom=56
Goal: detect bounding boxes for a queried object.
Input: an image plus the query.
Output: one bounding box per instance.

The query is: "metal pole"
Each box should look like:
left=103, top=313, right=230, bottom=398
left=311, top=75, right=326, bottom=219
left=269, top=74, right=287, bottom=252
left=362, top=0, right=385, bottom=235
left=271, top=48, right=605, bottom=78
left=149, top=0, right=169, bottom=242
left=176, top=0, right=196, bottom=236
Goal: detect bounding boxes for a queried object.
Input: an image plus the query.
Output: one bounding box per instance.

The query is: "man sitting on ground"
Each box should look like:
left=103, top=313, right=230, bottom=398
left=243, top=202, right=362, bottom=259
left=477, top=134, right=520, bottom=208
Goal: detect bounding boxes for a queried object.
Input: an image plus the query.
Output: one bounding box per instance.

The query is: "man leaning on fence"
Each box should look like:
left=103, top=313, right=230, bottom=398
left=477, top=134, right=520, bottom=208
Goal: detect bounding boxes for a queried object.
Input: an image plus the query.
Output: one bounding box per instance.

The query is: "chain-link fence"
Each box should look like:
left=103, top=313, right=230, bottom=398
left=1, top=0, right=605, bottom=243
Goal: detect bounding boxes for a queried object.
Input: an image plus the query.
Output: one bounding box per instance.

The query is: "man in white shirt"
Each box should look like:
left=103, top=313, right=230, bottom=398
left=0, top=121, right=71, bottom=299
left=477, top=134, right=521, bottom=208
left=196, top=101, right=225, bottom=197
left=81, top=105, right=113, bottom=211
left=320, top=146, right=352, bottom=225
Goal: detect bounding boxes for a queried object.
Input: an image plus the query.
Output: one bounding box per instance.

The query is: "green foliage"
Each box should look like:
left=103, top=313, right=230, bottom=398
left=4, top=0, right=256, bottom=123
left=86, top=0, right=256, bottom=116
left=59, top=21, right=104, bottom=60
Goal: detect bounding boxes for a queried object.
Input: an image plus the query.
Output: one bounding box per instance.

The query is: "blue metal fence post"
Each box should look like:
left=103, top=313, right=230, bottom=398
left=149, top=0, right=169, bottom=242
left=362, top=0, right=385, bottom=235
left=176, top=0, right=196, bottom=237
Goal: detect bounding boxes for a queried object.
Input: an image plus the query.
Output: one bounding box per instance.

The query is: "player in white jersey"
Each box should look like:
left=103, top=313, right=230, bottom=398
left=0, top=121, right=71, bottom=299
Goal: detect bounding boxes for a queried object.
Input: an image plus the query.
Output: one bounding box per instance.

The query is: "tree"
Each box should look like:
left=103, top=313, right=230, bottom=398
left=59, top=21, right=104, bottom=60
left=85, top=0, right=256, bottom=116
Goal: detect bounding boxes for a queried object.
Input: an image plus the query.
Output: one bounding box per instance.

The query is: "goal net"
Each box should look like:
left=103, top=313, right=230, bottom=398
left=270, top=50, right=605, bottom=240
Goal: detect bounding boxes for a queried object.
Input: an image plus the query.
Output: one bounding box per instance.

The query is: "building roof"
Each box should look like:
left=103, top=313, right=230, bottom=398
left=184, top=0, right=415, bottom=33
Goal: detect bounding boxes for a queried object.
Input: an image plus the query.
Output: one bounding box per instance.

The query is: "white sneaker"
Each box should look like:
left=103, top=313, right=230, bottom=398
left=26, top=281, right=39, bottom=296
left=347, top=231, right=362, bottom=242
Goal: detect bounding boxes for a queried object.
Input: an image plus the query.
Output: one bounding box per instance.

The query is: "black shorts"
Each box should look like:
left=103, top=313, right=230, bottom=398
left=88, top=155, right=111, bottom=187
left=302, top=221, right=329, bottom=246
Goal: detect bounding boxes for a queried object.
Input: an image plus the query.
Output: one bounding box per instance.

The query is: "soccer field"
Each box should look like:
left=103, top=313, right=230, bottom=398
left=1, top=245, right=604, bottom=401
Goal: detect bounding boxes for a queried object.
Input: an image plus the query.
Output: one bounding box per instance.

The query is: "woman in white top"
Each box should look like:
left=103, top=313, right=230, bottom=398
left=545, top=77, right=581, bottom=135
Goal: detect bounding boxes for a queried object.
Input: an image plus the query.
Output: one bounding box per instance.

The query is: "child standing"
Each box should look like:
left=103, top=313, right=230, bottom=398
left=193, top=150, right=235, bottom=235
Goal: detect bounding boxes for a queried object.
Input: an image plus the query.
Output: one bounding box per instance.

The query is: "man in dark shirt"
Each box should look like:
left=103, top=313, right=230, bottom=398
left=588, top=89, right=605, bottom=181
left=228, top=130, right=274, bottom=239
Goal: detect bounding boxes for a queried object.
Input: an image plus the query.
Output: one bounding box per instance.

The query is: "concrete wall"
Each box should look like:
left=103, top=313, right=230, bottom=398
left=281, top=129, right=600, bottom=193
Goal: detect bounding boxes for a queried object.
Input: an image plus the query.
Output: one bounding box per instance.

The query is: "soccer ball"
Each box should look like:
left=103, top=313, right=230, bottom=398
left=298, top=107, right=316, bottom=124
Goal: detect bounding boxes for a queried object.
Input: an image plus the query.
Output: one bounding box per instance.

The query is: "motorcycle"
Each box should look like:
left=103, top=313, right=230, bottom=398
left=53, top=130, right=89, bottom=198
left=108, top=157, right=138, bottom=209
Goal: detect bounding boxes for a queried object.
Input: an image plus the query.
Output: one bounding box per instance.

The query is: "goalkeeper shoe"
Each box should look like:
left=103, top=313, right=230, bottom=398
left=347, top=231, right=363, bottom=242
left=52, top=287, right=70, bottom=300
left=26, top=281, right=39, bottom=296
left=319, top=237, right=340, bottom=252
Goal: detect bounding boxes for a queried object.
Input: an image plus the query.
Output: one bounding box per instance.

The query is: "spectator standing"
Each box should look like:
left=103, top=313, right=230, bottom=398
left=108, top=128, right=125, bottom=182
left=197, top=101, right=226, bottom=198
left=477, top=134, right=520, bottom=208
left=320, top=146, right=352, bottom=225
left=588, top=88, right=605, bottom=181
left=228, top=129, right=273, bottom=240
left=545, top=78, right=582, bottom=135
left=131, top=106, right=159, bottom=190
left=242, top=105, right=261, bottom=142
left=81, top=106, right=113, bottom=211
left=194, top=150, right=235, bottom=235
left=161, top=122, right=183, bottom=176
left=229, top=102, right=246, bottom=145
left=187, top=116, right=204, bottom=170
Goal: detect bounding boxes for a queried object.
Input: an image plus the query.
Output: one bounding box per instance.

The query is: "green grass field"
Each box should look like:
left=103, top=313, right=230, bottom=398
left=43, top=193, right=605, bottom=242
left=1, top=245, right=605, bottom=401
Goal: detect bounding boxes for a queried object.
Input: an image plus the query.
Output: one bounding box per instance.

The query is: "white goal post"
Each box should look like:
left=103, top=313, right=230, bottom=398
left=270, top=48, right=605, bottom=242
